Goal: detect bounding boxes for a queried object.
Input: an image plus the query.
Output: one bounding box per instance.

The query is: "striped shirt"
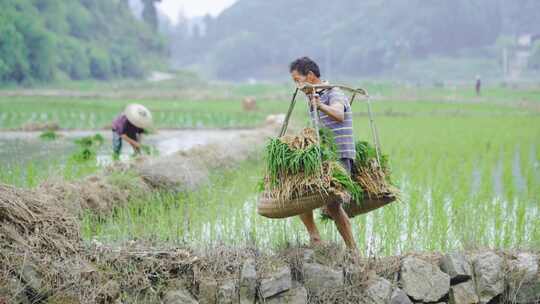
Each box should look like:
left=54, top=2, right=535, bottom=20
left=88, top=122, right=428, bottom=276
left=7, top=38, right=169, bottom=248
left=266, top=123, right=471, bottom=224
left=312, top=87, right=356, bottom=160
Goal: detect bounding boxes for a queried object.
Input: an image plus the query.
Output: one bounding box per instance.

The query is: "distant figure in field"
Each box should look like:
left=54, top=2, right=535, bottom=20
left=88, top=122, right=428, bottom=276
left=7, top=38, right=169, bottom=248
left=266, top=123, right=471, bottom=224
left=475, top=75, right=482, bottom=96
left=111, top=104, right=153, bottom=160
left=242, top=96, right=257, bottom=111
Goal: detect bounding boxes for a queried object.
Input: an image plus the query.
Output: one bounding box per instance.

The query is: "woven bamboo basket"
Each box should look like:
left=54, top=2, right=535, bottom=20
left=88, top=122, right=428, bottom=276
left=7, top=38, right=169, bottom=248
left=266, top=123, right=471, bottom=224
left=322, top=191, right=397, bottom=219
left=257, top=191, right=347, bottom=219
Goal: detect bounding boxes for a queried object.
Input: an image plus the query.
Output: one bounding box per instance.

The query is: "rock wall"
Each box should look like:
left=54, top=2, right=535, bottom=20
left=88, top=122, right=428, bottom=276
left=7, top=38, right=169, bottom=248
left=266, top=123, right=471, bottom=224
left=157, top=247, right=539, bottom=304
left=2, top=242, right=537, bottom=304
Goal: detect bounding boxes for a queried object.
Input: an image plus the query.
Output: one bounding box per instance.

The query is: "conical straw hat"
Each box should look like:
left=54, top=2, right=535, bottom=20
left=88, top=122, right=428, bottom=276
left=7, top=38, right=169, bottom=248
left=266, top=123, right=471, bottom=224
left=124, top=104, right=153, bottom=129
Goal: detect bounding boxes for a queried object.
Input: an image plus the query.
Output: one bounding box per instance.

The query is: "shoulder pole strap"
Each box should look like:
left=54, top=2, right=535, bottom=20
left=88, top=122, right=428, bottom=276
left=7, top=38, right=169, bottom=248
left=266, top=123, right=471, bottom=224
left=308, top=88, right=324, bottom=177
left=279, top=88, right=299, bottom=137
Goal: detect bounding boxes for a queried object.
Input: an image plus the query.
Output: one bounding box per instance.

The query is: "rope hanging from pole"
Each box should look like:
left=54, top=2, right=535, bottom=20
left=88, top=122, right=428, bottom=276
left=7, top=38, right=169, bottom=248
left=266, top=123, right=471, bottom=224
left=308, top=87, right=324, bottom=177
left=279, top=88, right=299, bottom=137
left=365, top=93, right=382, bottom=167
left=277, top=84, right=382, bottom=167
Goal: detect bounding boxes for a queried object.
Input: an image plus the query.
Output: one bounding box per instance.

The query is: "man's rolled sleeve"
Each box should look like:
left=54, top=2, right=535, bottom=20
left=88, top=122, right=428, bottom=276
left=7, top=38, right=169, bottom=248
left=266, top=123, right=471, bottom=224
left=328, top=91, right=348, bottom=107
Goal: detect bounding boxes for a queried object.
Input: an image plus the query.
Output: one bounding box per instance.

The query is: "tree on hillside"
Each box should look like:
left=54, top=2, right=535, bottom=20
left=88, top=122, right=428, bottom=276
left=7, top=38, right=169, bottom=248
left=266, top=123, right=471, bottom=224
left=0, top=0, right=165, bottom=84
left=142, top=0, right=161, bottom=31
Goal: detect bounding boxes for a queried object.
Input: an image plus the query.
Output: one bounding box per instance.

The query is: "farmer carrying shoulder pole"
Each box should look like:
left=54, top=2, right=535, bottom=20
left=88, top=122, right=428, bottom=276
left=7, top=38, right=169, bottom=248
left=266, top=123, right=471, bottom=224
left=289, top=57, right=357, bottom=250
left=111, top=104, right=153, bottom=159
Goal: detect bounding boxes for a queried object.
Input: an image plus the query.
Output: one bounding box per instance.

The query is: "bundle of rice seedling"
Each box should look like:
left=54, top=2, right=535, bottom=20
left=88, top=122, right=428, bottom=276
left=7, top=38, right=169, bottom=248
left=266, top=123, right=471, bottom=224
left=265, top=128, right=322, bottom=186
left=331, top=161, right=363, bottom=202
left=319, top=127, right=339, bottom=161
left=352, top=141, right=395, bottom=199
left=260, top=128, right=361, bottom=209
left=321, top=141, right=399, bottom=220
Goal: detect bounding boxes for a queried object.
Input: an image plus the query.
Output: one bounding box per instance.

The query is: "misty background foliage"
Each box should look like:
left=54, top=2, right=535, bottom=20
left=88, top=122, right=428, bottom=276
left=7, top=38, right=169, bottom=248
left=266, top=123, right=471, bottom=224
left=165, top=0, right=540, bottom=80
left=1, top=0, right=540, bottom=84
left=0, top=0, right=165, bottom=84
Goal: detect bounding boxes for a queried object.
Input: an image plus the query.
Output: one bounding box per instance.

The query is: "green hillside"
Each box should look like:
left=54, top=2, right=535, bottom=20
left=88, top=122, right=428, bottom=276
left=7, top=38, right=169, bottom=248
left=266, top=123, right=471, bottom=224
left=0, top=0, right=166, bottom=84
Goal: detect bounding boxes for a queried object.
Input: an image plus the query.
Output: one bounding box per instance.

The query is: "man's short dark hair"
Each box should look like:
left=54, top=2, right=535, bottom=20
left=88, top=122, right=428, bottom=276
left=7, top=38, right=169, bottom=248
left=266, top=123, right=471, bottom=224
left=289, top=57, right=321, bottom=78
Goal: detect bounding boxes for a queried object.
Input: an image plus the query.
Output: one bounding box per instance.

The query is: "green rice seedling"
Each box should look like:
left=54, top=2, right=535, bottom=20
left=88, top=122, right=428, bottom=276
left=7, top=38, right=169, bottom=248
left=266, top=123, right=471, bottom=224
left=319, top=127, right=338, bottom=161
left=75, top=137, right=93, bottom=148
left=39, top=130, right=59, bottom=141
left=71, top=134, right=104, bottom=162
left=264, top=128, right=342, bottom=185
left=331, top=161, right=363, bottom=202
left=355, top=141, right=388, bottom=169
left=73, top=134, right=104, bottom=148
left=264, top=137, right=322, bottom=186
left=92, top=134, right=105, bottom=145
left=140, top=144, right=159, bottom=156
left=71, top=147, right=96, bottom=162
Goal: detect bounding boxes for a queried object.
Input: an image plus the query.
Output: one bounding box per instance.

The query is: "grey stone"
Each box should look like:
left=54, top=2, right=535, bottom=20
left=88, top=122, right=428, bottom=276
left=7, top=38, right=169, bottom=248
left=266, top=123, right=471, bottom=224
left=164, top=288, right=198, bottom=304
left=344, top=264, right=366, bottom=285
left=506, top=252, right=540, bottom=303
left=441, top=252, right=474, bottom=284
left=364, top=276, right=393, bottom=304
left=199, top=278, right=218, bottom=304
left=265, top=284, right=308, bottom=304
left=217, top=279, right=238, bottom=304
left=259, top=266, right=292, bottom=299
left=302, top=249, right=315, bottom=263
left=471, top=251, right=504, bottom=304
left=399, top=256, right=450, bottom=302
left=390, top=287, right=413, bottom=304
left=240, top=259, right=257, bottom=304
left=0, top=276, right=31, bottom=304
left=449, top=280, right=479, bottom=304
left=21, top=263, right=42, bottom=292
left=302, top=263, right=343, bottom=296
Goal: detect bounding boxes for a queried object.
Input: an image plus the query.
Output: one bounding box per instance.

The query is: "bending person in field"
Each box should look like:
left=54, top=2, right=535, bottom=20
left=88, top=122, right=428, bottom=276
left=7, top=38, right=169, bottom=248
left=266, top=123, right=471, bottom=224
left=289, top=57, right=357, bottom=250
left=111, top=104, right=153, bottom=160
